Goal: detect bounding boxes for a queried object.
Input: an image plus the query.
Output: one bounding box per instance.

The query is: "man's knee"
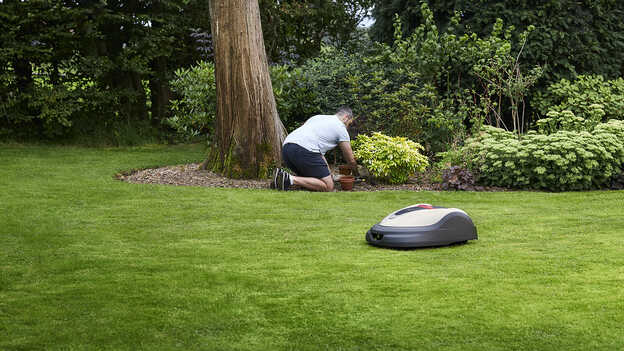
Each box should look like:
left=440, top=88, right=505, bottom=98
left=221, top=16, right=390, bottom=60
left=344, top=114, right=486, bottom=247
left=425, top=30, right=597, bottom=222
left=321, top=176, right=334, bottom=192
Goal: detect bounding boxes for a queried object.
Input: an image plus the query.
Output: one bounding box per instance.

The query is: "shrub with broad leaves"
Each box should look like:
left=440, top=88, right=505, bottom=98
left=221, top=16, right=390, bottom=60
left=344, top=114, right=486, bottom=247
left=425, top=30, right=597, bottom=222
left=167, top=61, right=217, bottom=141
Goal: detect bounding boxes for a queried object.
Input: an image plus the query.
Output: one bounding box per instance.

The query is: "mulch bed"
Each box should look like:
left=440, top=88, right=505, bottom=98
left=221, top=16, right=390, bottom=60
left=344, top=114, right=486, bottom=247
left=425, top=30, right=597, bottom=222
left=115, top=163, right=449, bottom=191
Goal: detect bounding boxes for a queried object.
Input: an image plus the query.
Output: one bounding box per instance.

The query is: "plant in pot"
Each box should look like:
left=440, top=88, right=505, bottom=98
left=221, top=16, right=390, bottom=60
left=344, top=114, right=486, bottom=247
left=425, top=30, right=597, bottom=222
left=338, top=164, right=352, bottom=176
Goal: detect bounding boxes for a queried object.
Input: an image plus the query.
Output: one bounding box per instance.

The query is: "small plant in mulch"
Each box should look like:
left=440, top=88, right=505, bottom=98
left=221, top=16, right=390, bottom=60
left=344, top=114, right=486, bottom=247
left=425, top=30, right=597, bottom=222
left=441, top=166, right=477, bottom=191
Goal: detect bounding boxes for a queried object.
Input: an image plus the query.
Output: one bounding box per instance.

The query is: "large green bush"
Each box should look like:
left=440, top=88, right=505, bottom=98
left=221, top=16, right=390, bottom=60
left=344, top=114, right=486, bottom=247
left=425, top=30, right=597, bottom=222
left=345, top=4, right=541, bottom=152
left=533, top=75, right=624, bottom=124
left=296, top=45, right=367, bottom=116
left=353, top=132, right=429, bottom=184
left=167, top=61, right=217, bottom=141
left=462, top=121, right=624, bottom=191
left=269, top=64, right=320, bottom=131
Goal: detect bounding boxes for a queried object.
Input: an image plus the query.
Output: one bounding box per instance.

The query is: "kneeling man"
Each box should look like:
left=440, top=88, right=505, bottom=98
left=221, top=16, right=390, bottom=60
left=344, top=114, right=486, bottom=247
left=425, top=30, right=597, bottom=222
left=272, top=107, right=357, bottom=191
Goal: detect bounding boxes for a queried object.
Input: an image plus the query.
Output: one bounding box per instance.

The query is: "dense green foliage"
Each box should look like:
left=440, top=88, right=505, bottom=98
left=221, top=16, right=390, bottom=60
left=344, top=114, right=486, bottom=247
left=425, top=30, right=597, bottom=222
left=353, top=132, right=429, bottom=184
left=289, top=5, right=543, bottom=153
left=0, top=0, right=370, bottom=143
left=0, top=0, right=211, bottom=142
left=370, top=0, right=624, bottom=133
left=438, top=72, right=624, bottom=191
left=534, top=75, right=624, bottom=126
left=371, top=0, right=624, bottom=82
left=259, top=0, right=373, bottom=64
left=461, top=121, right=624, bottom=191
left=167, top=62, right=217, bottom=141
left=269, top=64, right=320, bottom=131
left=2, top=144, right=624, bottom=350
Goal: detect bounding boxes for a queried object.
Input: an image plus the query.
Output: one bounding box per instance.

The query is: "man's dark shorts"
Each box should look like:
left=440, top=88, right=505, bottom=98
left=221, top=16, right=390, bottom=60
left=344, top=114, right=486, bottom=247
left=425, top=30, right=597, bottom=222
left=282, top=143, right=330, bottom=179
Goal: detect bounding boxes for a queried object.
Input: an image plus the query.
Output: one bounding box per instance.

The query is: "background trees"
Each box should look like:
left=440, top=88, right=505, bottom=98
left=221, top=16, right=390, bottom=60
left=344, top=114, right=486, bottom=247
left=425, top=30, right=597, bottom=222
left=0, top=0, right=369, bottom=143
left=370, top=0, right=624, bottom=82
left=260, top=0, right=373, bottom=64
left=0, top=0, right=210, bottom=142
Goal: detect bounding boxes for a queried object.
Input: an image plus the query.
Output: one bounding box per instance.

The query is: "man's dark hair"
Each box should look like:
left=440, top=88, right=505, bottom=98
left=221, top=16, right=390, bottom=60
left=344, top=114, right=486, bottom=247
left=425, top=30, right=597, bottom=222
left=336, top=106, right=353, bottom=118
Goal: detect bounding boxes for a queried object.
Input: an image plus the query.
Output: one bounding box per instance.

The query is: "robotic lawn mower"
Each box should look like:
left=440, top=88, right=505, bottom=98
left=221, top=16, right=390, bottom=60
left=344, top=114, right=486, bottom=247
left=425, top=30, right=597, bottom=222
left=366, top=204, right=477, bottom=248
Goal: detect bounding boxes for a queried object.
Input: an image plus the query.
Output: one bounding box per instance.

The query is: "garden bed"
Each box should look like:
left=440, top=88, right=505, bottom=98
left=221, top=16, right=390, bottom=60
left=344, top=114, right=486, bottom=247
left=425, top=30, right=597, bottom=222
left=116, top=163, right=507, bottom=192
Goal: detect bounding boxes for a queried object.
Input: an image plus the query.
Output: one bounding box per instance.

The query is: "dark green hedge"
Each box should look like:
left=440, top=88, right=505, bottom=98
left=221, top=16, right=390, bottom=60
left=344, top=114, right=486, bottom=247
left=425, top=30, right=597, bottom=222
left=371, top=0, right=624, bottom=82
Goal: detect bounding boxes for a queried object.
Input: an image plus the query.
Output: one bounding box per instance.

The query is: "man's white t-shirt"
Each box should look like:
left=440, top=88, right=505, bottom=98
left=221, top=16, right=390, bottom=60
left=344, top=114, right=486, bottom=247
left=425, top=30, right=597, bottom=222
left=283, top=114, right=350, bottom=155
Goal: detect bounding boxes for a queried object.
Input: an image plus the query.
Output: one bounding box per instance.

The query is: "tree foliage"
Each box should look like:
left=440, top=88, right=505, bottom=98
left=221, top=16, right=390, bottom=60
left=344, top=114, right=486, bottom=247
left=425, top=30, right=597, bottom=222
left=0, top=0, right=369, bottom=142
left=370, top=0, right=624, bottom=82
left=260, top=0, right=373, bottom=64
left=0, top=0, right=210, bottom=141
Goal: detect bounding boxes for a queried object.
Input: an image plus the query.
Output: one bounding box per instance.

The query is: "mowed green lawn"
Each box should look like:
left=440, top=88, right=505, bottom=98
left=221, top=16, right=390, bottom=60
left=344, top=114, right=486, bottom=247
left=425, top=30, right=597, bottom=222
left=1, top=143, right=623, bottom=351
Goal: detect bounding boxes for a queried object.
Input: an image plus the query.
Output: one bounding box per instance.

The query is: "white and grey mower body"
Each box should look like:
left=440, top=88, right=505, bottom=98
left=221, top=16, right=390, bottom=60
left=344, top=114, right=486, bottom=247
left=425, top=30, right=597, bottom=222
left=366, top=204, right=477, bottom=248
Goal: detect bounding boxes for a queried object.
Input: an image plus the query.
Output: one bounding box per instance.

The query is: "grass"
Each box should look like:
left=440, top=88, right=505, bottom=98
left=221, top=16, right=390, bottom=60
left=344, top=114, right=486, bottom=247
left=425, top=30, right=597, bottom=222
left=1, top=143, right=623, bottom=350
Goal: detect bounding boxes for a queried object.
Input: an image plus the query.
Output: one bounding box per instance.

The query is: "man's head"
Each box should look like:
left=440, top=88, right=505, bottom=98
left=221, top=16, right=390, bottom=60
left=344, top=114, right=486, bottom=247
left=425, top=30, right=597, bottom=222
left=336, top=106, right=354, bottom=126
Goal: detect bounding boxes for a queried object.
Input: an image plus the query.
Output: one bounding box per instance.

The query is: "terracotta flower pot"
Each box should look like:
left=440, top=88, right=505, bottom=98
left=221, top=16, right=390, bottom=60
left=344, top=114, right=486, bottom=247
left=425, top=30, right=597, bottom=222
left=339, top=175, right=355, bottom=191
left=338, top=164, right=352, bottom=176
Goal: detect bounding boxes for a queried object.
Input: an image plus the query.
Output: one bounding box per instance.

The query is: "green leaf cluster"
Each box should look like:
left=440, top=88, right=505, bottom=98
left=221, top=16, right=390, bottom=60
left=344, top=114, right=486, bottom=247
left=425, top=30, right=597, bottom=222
left=269, top=64, right=321, bottom=132
left=463, top=120, right=624, bottom=191
left=352, top=132, right=429, bottom=184
left=534, top=75, right=624, bottom=129
left=167, top=61, right=217, bottom=142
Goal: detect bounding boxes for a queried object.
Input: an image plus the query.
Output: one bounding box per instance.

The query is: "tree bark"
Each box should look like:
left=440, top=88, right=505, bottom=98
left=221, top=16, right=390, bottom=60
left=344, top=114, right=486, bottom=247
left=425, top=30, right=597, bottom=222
left=206, top=0, right=286, bottom=179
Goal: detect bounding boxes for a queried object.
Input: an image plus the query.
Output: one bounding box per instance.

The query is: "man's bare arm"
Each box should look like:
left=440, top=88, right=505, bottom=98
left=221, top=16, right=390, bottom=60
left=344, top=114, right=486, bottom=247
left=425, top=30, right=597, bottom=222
left=338, top=141, right=357, bottom=168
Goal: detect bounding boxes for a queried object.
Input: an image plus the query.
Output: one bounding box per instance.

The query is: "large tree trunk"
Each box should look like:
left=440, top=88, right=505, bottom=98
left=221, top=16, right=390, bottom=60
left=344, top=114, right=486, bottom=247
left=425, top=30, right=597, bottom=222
left=205, top=0, right=286, bottom=179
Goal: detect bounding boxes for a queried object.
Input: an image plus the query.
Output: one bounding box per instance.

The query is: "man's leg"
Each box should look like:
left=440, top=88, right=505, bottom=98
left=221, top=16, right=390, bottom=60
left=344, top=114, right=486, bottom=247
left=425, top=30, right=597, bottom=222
left=292, top=174, right=334, bottom=192
left=278, top=143, right=333, bottom=192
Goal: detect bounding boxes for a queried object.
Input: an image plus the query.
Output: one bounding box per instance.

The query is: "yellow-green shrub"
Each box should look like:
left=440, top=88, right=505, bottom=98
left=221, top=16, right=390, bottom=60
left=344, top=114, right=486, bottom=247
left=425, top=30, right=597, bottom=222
left=353, top=132, right=429, bottom=184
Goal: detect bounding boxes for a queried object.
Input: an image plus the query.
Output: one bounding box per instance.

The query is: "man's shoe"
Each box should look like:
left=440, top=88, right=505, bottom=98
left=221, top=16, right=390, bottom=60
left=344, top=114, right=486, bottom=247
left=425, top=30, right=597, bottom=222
left=277, top=169, right=291, bottom=191
left=270, top=168, right=279, bottom=189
